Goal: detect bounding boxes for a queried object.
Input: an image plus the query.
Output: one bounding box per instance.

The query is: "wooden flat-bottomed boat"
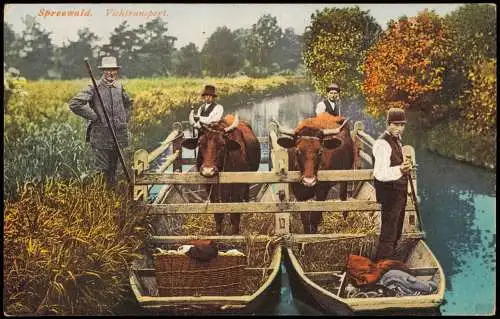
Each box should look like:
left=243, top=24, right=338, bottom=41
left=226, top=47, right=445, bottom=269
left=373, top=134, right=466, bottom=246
left=129, top=236, right=282, bottom=314
left=282, top=123, right=445, bottom=315
left=284, top=230, right=445, bottom=314
left=130, top=123, right=283, bottom=314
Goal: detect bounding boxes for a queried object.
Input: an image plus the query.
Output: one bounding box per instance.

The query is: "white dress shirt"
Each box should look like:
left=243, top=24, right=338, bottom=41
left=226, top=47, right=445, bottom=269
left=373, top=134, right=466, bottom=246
left=315, top=99, right=339, bottom=116
left=189, top=103, right=224, bottom=127
left=372, top=133, right=403, bottom=182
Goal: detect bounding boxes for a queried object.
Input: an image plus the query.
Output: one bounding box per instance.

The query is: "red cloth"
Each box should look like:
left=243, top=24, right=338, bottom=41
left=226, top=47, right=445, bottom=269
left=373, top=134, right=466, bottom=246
left=186, top=240, right=218, bottom=262
left=346, top=254, right=410, bottom=286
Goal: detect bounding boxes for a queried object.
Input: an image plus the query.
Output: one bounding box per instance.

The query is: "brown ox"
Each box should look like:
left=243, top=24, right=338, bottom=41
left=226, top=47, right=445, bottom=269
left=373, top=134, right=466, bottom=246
left=182, top=114, right=261, bottom=235
left=276, top=112, right=356, bottom=234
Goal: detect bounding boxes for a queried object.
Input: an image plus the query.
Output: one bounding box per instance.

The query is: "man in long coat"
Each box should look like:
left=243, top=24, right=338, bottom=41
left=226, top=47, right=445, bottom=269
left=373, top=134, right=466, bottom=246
left=68, top=56, right=133, bottom=188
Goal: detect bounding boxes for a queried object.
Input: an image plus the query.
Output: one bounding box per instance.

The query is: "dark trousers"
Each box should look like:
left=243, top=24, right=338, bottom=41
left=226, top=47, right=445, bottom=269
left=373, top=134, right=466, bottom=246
left=375, top=187, right=407, bottom=260
left=92, top=147, right=118, bottom=189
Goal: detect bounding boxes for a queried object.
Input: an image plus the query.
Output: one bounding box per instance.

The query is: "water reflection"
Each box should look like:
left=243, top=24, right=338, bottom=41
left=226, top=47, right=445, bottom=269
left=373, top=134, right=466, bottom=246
left=234, top=92, right=317, bottom=137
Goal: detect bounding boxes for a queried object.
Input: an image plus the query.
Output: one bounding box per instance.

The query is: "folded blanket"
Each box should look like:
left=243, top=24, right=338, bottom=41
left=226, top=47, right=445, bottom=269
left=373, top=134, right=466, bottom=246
left=378, top=269, right=437, bottom=296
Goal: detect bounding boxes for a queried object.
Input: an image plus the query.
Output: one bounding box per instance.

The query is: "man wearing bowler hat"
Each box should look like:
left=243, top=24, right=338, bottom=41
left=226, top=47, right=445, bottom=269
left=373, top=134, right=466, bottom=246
left=68, top=56, right=133, bottom=189
left=315, top=83, right=342, bottom=116
left=189, top=84, right=224, bottom=130
left=372, top=107, right=413, bottom=260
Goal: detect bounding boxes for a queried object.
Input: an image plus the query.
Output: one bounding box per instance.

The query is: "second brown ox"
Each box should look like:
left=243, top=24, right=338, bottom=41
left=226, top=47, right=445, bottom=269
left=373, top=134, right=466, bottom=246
left=182, top=114, right=261, bottom=235
left=276, top=112, right=356, bottom=233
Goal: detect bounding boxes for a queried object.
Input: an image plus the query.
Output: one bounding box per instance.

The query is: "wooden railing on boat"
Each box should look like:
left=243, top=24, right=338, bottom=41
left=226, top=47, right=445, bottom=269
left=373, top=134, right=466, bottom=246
left=132, top=119, right=423, bottom=238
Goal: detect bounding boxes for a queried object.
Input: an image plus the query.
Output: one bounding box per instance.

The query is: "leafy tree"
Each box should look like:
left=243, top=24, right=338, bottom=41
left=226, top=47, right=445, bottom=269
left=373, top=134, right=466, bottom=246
left=233, top=27, right=252, bottom=71
left=270, top=27, right=302, bottom=72
left=461, top=58, right=496, bottom=135
left=444, top=4, right=497, bottom=121
left=99, top=19, right=177, bottom=78
left=201, top=26, right=243, bottom=76
left=174, top=43, right=202, bottom=77
left=55, top=28, right=99, bottom=79
left=246, top=14, right=282, bottom=71
left=445, top=4, right=496, bottom=66
left=16, top=15, right=55, bottom=80
left=135, top=18, right=177, bottom=77
left=362, top=11, right=456, bottom=119
left=99, top=21, right=138, bottom=76
left=303, top=6, right=381, bottom=97
left=4, top=22, right=20, bottom=70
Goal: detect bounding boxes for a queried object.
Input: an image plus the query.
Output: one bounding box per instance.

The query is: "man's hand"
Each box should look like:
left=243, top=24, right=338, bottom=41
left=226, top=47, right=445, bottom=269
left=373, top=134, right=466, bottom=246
left=400, top=160, right=412, bottom=174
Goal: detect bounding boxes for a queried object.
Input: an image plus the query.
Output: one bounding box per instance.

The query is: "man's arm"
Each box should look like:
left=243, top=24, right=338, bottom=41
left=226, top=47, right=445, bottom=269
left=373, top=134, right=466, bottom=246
left=315, top=101, right=326, bottom=116
left=372, top=139, right=403, bottom=182
left=122, top=87, right=134, bottom=122
left=189, top=108, right=196, bottom=125
left=68, top=84, right=99, bottom=121
left=191, top=106, right=203, bottom=128
left=199, top=104, right=223, bottom=124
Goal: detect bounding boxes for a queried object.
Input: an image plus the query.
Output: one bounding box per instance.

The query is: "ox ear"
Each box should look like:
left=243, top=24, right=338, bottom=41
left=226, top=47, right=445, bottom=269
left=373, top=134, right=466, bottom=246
left=322, top=137, right=342, bottom=149
left=277, top=136, right=296, bottom=149
left=182, top=138, right=198, bottom=150
left=226, top=139, right=241, bottom=150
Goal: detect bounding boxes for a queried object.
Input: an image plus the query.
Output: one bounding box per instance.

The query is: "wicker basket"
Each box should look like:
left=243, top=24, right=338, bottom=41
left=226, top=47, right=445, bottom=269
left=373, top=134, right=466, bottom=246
left=154, top=253, right=247, bottom=297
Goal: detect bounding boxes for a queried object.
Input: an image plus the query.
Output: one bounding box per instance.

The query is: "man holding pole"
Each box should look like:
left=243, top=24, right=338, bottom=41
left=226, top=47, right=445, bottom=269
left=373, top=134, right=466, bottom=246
left=372, top=107, right=413, bottom=261
left=189, top=84, right=224, bottom=130
left=68, top=56, right=133, bottom=189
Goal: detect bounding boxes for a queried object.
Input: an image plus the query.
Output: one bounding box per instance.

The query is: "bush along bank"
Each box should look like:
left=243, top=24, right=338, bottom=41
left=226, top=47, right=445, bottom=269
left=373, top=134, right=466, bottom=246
left=423, top=119, right=496, bottom=171
left=398, top=111, right=495, bottom=171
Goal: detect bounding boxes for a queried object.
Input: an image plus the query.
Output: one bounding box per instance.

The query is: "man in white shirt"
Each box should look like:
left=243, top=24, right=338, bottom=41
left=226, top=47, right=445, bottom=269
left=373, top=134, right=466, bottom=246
left=315, top=83, right=341, bottom=116
left=189, top=84, right=224, bottom=130
left=372, top=108, right=412, bottom=261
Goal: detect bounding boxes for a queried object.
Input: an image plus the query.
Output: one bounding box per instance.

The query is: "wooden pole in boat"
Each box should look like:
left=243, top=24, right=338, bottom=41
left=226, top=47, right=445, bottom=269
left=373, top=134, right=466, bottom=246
left=191, top=105, right=197, bottom=159
left=405, top=154, right=424, bottom=233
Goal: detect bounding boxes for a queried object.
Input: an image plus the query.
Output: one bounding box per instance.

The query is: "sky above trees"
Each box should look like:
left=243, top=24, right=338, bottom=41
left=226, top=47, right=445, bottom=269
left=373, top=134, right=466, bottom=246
left=4, top=3, right=466, bottom=49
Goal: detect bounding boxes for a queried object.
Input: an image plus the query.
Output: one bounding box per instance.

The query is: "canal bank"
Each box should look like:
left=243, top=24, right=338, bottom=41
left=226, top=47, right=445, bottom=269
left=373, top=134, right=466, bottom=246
left=401, top=111, right=496, bottom=172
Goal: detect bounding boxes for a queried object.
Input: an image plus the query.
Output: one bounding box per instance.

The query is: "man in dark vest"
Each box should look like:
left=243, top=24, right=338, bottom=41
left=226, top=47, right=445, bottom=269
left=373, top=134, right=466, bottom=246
left=189, top=84, right=224, bottom=130
left=68, top=56, right=133, bottom=189
left=315, top=83, right=342, bottom=116
left=372, top=108, right=413, bottom=261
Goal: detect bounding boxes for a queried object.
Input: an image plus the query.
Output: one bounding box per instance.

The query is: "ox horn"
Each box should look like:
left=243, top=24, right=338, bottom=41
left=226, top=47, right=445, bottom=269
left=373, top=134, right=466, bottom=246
left=224, top=114, right=239, bottom=132
left=322, top=118, right=350, bottom=136
left=271, top=117, right=295, bottom=136
left=278, top=126, right=296, bottom=136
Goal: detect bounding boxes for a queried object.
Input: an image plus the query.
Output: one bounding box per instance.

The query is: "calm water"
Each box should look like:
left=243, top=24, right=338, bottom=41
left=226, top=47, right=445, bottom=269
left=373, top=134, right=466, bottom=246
left=145, top=92, right=496, bottom=316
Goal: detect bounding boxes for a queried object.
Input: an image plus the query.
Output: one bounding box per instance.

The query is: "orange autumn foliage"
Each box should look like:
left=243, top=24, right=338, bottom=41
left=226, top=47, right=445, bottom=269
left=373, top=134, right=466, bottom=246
left=362, top=10, right=456, bottom=118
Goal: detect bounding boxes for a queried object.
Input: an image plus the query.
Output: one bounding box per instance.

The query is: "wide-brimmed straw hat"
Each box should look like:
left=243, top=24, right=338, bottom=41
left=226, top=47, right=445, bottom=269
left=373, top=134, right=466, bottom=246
left=98, top=56, right=121, bottom=69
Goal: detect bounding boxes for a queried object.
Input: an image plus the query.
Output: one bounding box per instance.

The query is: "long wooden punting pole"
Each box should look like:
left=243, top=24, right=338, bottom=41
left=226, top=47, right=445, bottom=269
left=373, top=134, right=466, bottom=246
left=406, top=155, right=424, bottom=233
left=84, top=58, right=132, bottom=186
